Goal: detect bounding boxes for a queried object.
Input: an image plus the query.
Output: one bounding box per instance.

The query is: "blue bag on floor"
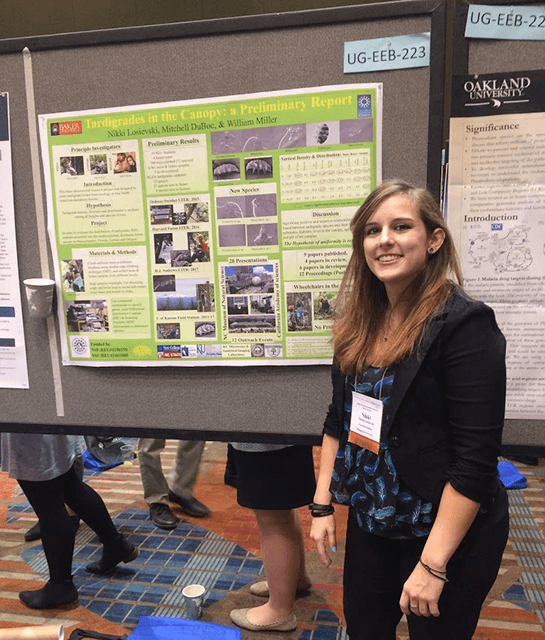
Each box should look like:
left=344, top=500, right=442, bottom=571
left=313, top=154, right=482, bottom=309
left=83, top=436, right=133, bottom=470
left=127, top=616, right=241, bottom=640
left=83, top=449, right=124, bottom=471
left=498, top=461, right=527, bottom=489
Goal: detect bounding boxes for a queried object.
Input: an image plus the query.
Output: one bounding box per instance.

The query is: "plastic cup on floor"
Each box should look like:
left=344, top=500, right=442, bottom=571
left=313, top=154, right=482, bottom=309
left=182, top=583, right=205, bottom=620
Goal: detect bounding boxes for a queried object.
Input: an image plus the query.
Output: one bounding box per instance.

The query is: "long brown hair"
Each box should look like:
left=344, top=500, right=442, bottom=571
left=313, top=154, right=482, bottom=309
left=332, top=179, right=463, bottom=374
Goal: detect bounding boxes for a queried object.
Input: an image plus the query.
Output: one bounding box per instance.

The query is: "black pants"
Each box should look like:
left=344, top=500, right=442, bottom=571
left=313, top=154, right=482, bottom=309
left=18, top=464, right=119, bottom=583
left=343, top=494, right=509, bottom=640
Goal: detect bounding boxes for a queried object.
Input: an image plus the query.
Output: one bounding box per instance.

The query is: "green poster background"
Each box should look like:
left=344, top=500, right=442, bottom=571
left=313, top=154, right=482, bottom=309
left=40, top=84, right=381, bottom=366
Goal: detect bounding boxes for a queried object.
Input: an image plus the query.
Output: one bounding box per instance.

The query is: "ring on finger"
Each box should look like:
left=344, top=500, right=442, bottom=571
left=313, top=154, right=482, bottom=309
left=410, top=603, right=418, bottom=609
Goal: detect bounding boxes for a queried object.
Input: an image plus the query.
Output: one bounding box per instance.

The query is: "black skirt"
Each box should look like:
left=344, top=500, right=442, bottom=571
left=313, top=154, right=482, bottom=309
left=232, top=445, right=316, bottom=510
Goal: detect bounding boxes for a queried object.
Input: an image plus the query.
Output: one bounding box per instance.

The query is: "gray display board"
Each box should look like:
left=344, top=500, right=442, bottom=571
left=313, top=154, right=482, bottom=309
left=0, top=1, right=446, bottom=442
left=453, top=0, right=545, bottom=457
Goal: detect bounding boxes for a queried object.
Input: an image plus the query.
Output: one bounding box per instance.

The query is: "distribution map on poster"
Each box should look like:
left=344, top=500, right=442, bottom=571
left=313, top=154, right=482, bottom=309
left=39, top=85, right=382, bottom=366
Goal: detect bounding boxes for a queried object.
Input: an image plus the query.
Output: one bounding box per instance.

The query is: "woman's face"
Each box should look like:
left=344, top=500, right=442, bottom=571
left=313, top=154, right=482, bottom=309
left=362, top=194, right=442, bottom=297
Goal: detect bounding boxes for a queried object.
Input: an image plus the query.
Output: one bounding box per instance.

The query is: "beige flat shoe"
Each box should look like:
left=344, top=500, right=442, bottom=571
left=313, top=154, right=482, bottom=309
left=230, top=608, right=297, bottom=632
left=250, top=580, right=312, bottom=598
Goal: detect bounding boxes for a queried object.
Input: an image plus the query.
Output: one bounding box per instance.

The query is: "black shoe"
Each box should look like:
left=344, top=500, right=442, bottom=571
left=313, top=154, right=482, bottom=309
left=168, top=491, right=210, bottom=518
left=85, top=534, right=138, bottom=575
left=19, top=579, right=78, bottom=609
left=149, top=503, right=178, bottom=530
left=24, top=515, right=80, bottom=542
left=24, top=521, right=41, bottom=542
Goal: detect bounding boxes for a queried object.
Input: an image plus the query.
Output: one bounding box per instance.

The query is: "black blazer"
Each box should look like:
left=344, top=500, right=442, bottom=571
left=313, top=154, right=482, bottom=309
left=323, top=289, right=507, bottom=507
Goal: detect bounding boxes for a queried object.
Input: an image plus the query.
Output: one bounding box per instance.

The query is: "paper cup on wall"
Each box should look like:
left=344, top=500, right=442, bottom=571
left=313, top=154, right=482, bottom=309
left=182, top=583, right=206, bottom=619
left=0, top=624, right=63, bottom=640
left=23, top=278, right=55, bottom=318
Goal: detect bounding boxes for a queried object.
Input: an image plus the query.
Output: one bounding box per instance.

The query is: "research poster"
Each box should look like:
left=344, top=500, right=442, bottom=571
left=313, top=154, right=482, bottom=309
left=0, top=93, right=29, bottom=388
left=39, top=85, right=382, bottom=366
left=447, top=70, right=545, bottom=419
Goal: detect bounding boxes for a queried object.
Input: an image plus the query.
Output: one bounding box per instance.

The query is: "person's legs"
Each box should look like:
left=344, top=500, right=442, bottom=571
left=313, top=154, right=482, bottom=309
left=18, top=475, right=75, bottom=584
left=61, top=465, right=137, bottom=575
left=224, top=443, right=237, bottom=488
left=343, top=509, right=408, bottom=640
left=230, top=446, right=314, bottom=631
left=168, top=439, right=209, bottom=517
left=243, top=509, right=303, bottom=625
left=137, top=438, right=169, bottom=505
left=24, top=454, right=84, bottom=542
left=292, top=510, right=311, bottom=590
left=138, top=438, right=178, bottom=528
left=168, top=439, right=205, bottom=500
left=62, top=465, right=118, bottom=543
left=17, top=474, right=79, bottom=608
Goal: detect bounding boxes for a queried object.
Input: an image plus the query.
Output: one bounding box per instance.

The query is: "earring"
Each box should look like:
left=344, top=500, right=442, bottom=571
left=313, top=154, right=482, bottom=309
left=428, top=247, right=436, bottom=254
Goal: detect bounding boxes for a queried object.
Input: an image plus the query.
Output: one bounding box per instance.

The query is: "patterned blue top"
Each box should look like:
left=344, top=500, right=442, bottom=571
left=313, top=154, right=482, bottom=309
left=330, top=366, right=437, bottom=539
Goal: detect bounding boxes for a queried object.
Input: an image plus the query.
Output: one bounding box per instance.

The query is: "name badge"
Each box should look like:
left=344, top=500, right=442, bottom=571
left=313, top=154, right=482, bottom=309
left=348, top=391, right=382, bottom=454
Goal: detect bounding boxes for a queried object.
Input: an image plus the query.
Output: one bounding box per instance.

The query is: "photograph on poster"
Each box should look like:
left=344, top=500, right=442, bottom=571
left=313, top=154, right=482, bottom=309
left=195, top=321, right=216, bottom=338
left=218, top=225, right=246, bottom=248
left=250, top=295, right=274, bottom=314
left=227, top=297, right=248, bottom=315
left=228, top=316, right=276, bottom=333
left=286, top=292, right=312, bottom=332
left=113, top=152, right=137, bottom=173
left=150, top=205, right=173, bottom=225
left=60, top=156, right=84, bottom=176
left=153, top=274, right=175, bottom=292
left=61, top=259, right=85, bottom=292
left=154, top=233, right=173, bottom=264
left=188, top=232, right=210, bottom=262
left=247, top=223, right=278, bottom=246
left=171, top=250, right=192, bottom=268
left=66, top=300, right=108, bottom=332
left=90, top=154, right=107, bottom=174
left=244, top=156, right=273, bottom=180
left=196, top=283, right=214, bottom=312
left=185, top=202, right=209, bottom=223
left=157, top=323, right=180, bottom=339
left=212, top=159, right=240, bottom=181
left=225, top=265, right=274, bottom=295
left=314, top=292, right=335, bottom=318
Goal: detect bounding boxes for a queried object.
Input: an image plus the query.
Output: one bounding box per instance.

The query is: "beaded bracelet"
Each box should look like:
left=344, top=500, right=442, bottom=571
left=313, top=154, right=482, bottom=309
left=419, top=559, right=449, bottom=582
left=309, top=503, right=335, bottom=517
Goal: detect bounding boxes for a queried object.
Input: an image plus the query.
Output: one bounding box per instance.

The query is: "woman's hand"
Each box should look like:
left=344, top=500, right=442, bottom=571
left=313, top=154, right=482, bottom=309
left=399, top=561, right=445, bottom=617
left=310, top=514, right=336, bottom=567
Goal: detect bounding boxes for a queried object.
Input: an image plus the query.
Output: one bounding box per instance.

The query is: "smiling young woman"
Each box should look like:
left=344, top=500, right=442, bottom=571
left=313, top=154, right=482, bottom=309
left=310, top=180, right=508, bottom=640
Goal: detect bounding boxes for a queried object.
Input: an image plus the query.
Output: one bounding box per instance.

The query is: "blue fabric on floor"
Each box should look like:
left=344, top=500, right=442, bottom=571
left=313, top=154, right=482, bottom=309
left=127, top=616, right=241, bottom=640
left=498, top=461, right=527, bottom=489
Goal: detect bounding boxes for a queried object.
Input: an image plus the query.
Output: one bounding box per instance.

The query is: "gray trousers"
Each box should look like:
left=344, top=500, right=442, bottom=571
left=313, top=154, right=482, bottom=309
left=137, top=438, right=205, bottom=506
